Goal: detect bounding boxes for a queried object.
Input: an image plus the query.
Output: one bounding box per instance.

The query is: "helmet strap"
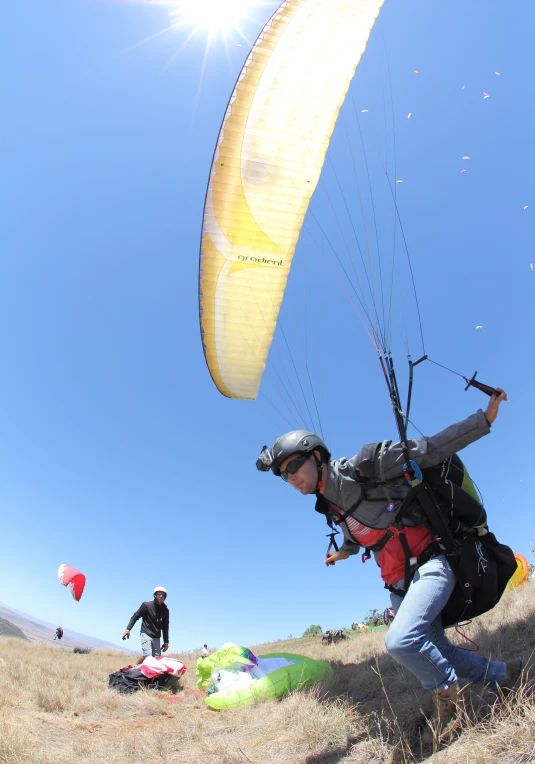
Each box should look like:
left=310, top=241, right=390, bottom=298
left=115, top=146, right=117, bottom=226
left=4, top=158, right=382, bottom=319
left=312, top=452, right=324, bottom=493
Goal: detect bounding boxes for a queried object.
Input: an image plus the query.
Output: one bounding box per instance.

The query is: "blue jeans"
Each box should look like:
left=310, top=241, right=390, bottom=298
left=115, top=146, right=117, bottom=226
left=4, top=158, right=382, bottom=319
left=384, top=554, right=506, bottom=691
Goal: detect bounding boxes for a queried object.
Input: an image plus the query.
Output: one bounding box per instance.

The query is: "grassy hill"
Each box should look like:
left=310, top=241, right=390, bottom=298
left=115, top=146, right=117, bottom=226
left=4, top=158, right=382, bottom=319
left=1, top=581, right=534, bottom=763
left=0, top=616, right=27, bottom=640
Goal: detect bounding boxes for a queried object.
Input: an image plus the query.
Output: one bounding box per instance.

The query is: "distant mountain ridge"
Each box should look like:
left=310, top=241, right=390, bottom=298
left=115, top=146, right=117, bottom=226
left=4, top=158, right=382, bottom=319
left=0, top=616, right=27, bottom=640
left=0, top=603, right=128, bottom=652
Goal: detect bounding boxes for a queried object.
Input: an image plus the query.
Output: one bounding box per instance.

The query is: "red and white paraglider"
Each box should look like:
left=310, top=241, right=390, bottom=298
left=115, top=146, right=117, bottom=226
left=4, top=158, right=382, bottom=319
left=58, top=564, right=86, bottom=602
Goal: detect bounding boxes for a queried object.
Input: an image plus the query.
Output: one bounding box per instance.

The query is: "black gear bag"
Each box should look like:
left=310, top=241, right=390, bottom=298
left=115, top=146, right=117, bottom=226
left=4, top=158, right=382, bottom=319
left=400, top=459, right=517, bottom=627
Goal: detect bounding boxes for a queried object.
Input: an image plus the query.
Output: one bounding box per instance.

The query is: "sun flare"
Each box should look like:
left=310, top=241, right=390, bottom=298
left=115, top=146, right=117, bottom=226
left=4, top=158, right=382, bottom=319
left=169, top=0, right=260, bottom=35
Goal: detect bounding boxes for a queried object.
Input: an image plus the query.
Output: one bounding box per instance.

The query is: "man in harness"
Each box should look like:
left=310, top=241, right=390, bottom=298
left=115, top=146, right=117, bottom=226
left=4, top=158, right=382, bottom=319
left=257, top=390, right=521, bottom=744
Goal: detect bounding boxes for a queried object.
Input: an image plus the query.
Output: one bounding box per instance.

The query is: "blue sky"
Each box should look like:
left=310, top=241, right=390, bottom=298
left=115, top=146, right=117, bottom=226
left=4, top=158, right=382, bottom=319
left=1, top=0, right=534, bottom=653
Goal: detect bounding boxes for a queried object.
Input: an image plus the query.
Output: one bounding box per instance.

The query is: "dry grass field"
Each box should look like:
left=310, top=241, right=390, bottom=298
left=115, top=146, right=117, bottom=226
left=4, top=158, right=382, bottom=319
left=1, top=581, right=535, bottom=763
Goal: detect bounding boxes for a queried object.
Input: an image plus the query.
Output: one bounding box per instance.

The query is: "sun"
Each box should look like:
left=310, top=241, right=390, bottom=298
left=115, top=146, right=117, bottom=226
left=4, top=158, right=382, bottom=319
left=169, top=0, right=261, bottom=35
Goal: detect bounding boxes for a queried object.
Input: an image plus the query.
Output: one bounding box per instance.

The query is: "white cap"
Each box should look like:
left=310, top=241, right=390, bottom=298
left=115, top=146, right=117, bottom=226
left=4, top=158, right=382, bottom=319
left=153, top=586, right=167, bottom=596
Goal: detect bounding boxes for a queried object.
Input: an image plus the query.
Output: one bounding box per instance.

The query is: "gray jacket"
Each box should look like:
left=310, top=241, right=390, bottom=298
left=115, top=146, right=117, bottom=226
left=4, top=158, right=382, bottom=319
left=323, top=410, right=491, bottom=555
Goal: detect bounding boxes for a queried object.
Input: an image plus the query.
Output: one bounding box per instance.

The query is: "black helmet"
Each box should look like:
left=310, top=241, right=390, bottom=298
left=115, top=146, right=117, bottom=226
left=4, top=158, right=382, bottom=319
left=257, top=430, right=330, bottom=476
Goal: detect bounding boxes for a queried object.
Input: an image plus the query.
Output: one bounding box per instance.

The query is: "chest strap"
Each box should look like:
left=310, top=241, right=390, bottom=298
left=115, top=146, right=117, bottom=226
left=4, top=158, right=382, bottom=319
left=361, top=523, right=404, bottom=563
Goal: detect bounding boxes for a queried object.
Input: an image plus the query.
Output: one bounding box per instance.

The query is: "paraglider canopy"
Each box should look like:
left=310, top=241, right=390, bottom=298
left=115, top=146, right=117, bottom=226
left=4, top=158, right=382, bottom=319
left=199, top=0, right=385, bottom=399
left=196, top=642, right=332, bottom=710
left=58, top=564, right=86, bottom=602
left=506, top=553, right=529, bottom=591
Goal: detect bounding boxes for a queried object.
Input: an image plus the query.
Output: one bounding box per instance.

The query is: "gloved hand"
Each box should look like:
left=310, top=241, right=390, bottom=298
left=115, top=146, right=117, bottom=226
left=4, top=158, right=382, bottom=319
left=122, top=630, right=130, bottom=640
left=162, top=643, right=169, bottom=652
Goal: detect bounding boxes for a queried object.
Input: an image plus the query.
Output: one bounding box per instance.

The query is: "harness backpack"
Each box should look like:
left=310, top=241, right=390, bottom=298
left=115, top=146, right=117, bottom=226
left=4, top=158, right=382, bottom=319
left=317, top=452, right=516, bottom=628
left=400, top=458, right=516, bottom=626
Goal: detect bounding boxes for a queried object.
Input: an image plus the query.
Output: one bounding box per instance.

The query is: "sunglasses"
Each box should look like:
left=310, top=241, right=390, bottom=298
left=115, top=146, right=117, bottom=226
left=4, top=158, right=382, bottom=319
left=281, top=453, right=310, bottom=481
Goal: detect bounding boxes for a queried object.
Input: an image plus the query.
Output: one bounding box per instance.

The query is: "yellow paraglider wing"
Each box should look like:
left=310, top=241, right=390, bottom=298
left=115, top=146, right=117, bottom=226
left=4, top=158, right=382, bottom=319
left=506, top=553, right=529, bottom=591
left=199, top=0, right=384, bottom=399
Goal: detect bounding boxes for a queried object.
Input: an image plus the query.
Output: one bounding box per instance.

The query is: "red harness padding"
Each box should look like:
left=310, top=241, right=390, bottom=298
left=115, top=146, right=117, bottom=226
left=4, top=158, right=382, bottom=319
left=330, top=503, right=434, bottom=585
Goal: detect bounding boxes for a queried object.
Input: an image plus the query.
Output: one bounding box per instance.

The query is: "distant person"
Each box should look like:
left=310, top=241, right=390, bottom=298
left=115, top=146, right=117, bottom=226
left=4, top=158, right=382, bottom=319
left=372, top=616, right=379, bottom=627
left=201, top=644, right=209, bottom=659
left=122, top=587, right=170, bottom=657
left=54, top=626, right=63, bottom=640
left=384, top=607, right=395, bottom=626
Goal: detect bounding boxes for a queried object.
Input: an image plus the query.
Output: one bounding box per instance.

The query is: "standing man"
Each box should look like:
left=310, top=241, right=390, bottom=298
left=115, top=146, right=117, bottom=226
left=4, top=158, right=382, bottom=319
left=122, top=587, right=170, bottom=657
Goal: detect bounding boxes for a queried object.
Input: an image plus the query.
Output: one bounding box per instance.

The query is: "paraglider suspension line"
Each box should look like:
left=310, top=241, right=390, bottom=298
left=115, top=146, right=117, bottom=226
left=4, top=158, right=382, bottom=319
left=379, top=354, right=413, bottom=472
left=404, top=354, right=427, bottom=431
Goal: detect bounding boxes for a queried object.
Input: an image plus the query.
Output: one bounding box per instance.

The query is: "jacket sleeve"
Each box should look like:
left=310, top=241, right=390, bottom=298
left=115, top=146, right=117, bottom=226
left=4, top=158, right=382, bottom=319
left=126, top=603, right=147, bottom=632
left=339, top=523, right=361, bottom=556
left=377, top=410, right=491, bottom=481
left=162, top=611, right=169, bottom=644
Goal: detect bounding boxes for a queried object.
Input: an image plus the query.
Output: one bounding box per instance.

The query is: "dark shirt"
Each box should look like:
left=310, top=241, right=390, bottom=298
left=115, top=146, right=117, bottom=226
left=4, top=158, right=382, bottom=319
left=126, top=600, right=169, bottom=643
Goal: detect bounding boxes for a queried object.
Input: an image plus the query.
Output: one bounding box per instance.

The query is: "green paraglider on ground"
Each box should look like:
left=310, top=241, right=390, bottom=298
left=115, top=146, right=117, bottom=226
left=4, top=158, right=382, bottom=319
left=196, top=643, right=332, bottom=710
